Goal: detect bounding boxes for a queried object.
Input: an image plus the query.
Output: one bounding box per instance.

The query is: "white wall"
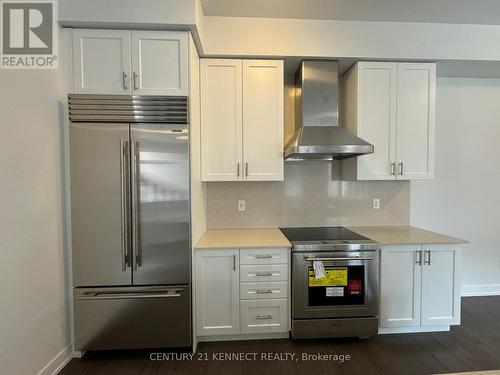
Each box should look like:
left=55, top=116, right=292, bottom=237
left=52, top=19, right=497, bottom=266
left=411, top=77, right=500, bottom=296
left=0, top=59, right=70, bottom=373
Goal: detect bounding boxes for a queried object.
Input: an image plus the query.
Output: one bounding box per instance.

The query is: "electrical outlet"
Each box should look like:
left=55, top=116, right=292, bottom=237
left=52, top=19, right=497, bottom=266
left=373, top=198, right=380, bottom=210
left=238, top=200, right=246, bottom=212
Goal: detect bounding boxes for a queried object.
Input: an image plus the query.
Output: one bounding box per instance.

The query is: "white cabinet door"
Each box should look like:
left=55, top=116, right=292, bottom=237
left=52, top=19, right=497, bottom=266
left=195, top=250, right=239, bottom=336
left=355, top=62, right=397, bottom=180
left=131, top=31, right=188, bottom=96
left=396, top=63, right=436, bottom=180
left=242, top=60, right=284, bottom=181
left=380, top=246, right=422, bottom=328
left=421, top=246, right=461, bottom=326
left=72, top=29, right=131, bottom=94
left=200, top=59, right=243, bottom=181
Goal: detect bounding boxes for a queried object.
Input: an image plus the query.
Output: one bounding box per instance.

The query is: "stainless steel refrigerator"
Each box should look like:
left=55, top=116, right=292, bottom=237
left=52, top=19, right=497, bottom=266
left=68, top=95, right=191, bottom=350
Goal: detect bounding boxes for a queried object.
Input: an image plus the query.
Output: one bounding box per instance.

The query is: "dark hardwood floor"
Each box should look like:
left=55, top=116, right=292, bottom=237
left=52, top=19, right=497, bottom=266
left=60, top=296, right=500, bottom=375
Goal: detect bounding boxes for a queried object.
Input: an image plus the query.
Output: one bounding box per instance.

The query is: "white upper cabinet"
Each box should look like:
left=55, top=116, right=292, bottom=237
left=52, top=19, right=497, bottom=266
left=72, top=29, right=131, bottom=95
left=242, top=60, right=284, bottom=181
left=200, top=59, right=243, bottom=181
left=342, top=61, right=436, bottom=180
left=200, top=59, right=284, bottom=182
left=131, top=31, right=188, bottom=96
left=343, top=62, right=397, bottom=180
left=72, top=29, right=188, bottom=96
left=396, top=63, right=436, bottom=180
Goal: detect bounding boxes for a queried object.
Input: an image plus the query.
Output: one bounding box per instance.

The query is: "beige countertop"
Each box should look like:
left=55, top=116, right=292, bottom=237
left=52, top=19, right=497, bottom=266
left=195, top=228, right=291, bottom=249
left=347, top=225, right=468, bottom=245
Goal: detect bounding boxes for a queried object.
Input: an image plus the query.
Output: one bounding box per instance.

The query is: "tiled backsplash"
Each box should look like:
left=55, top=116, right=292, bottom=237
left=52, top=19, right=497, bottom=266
left=207, top=162, right=410, bottom=229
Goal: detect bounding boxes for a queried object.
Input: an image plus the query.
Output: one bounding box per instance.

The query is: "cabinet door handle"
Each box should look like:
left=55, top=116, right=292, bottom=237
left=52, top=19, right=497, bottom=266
left=255, top=315, right=273, bottom=320
left=416, top=250, right=422, bottom=266
left=245, top=162, right=249, bottom=177
left=391, top=162, right=396, bottom=176
left=255, top=272, right=273, bottom=277
left=122, top=71, right=128, bottom=90
left=398, top=162, right=404, bottom=176
left=424, top=250, right=431, bottom=266
left=256, top=289, right=273, bottom=294
left=255, top=254, right=273, bottom=259
left=233, top=255, right=236, bottom=271
left=133, top=72, right=139, bottom=90
left=237, top=162, right=240, bottom=178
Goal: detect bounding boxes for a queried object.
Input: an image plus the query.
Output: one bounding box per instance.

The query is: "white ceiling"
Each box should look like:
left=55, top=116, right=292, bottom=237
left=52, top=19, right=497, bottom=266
left=201, top=0, right=500, bottom=25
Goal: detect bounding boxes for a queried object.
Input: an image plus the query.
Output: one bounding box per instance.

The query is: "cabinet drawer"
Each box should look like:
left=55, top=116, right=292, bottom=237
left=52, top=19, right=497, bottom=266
left=240, top=248, right=289, bottom=265
left=240, top=264, right=288, bottom=282
left=240, top=282, right=288, bottom=300
left=241, top=299, right=288, bottom=334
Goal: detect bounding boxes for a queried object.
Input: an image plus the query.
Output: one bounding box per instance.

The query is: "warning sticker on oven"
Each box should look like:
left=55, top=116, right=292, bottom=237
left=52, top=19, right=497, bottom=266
left=308, top=267, right=348, bottom=287
left=326, top=287, right=344, bottom=297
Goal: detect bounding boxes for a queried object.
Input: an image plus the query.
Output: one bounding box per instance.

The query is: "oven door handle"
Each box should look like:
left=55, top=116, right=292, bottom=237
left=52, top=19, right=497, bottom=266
left=304, top=257, right=373, bottom=262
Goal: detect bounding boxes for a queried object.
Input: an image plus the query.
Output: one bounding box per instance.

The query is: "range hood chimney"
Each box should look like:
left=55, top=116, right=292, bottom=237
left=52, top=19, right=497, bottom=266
left=285, top=60, right=374, bottom=160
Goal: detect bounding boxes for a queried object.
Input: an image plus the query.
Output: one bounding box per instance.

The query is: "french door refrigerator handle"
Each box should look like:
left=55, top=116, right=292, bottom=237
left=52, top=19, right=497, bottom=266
left=131, top=140, right=141, bottom=270
left=77, top=289, right=183, bottom=300
left=119, top=139, right=130, bottom=270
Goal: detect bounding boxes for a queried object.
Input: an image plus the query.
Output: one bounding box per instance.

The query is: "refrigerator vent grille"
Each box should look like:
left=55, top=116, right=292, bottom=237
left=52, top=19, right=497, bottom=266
left=68, top=95, right=188, bottom=123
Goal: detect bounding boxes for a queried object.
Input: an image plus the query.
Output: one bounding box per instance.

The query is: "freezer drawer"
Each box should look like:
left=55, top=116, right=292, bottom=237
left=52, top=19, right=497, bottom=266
left=74, top=286, right=191, bottom=350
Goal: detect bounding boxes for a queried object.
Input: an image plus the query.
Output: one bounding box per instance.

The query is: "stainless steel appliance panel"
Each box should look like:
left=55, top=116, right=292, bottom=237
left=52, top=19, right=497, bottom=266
left=292, top=250, right=378, bottom=319
left=131, top=124, right=190, bottom=285
left=74, top=286, right=191, bottom=350
left=292, top=317, right=378, bottom=339
left=70, top=123, right=131, bottom=287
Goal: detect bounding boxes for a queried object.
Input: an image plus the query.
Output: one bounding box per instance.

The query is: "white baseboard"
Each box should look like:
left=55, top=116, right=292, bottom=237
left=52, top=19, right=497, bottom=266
left=378, top=325, right=450, bottom=335
left=37, top=344, right=72, bottom=375
left=197, top=332, right=289, bottom=343
left=461, top=284, right=500, bottom=297
left=72, top=350, right=86, bottom=358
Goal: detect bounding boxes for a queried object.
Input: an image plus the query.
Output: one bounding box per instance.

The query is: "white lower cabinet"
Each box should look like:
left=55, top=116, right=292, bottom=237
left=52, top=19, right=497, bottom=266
left=380, top=244, right=461, bottom=332
left=195, top=248, right=289, bottom=339
left=421, top=246, right=461, bottom=326
left=380, top=246, right=422, bottom=328
left=240, top=299, right=288, bottom=334
left=195, top=249, right=239, bottom=336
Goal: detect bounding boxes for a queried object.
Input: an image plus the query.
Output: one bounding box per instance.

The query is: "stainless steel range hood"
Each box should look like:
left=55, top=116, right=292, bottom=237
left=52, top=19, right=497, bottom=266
left=285, top=60, right=374, bottom=161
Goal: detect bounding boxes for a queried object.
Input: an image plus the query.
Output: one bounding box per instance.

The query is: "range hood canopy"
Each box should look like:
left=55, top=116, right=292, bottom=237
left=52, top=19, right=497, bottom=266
left=285, top=60, right=374, bottom=161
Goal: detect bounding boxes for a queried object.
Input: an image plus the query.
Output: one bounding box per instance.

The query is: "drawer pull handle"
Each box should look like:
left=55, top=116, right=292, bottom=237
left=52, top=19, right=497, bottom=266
left=255, top=272, right=273, bottom=277
left=255, top=255, right=273, bottom=259
left=255, top=315, right=273, bottom=320
left=255, top=289, right=273, bottom=294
